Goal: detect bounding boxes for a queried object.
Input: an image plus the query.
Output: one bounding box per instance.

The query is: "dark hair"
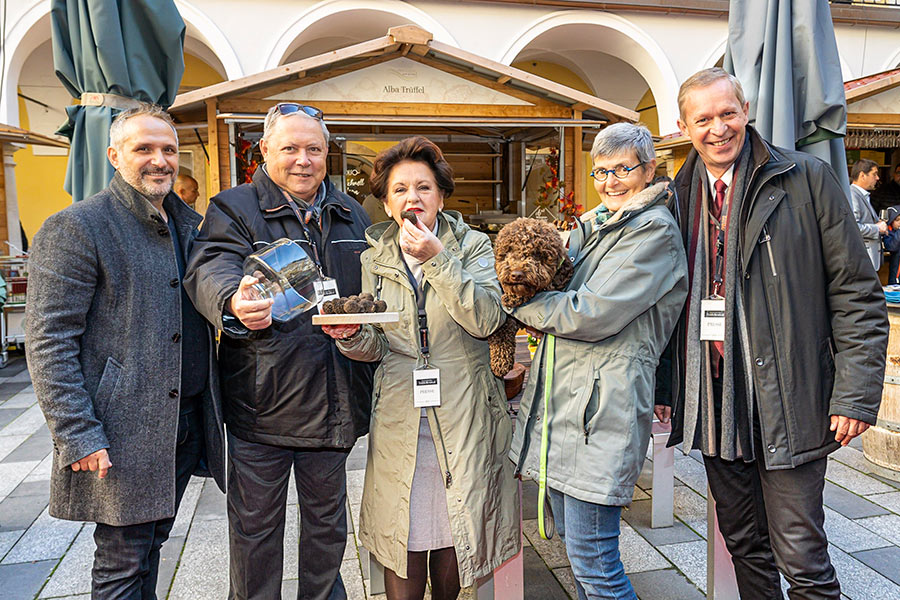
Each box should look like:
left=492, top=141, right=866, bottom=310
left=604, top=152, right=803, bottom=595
left=370, top=137, right=455, bottom=201
left=852, top=158, right=879, bottom=182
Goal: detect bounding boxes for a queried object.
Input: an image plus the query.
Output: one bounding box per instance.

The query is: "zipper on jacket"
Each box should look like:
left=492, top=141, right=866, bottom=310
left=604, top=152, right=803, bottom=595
left=759, top=225, right=778, bottom=277
left=430, top=408, right=453, bottom=488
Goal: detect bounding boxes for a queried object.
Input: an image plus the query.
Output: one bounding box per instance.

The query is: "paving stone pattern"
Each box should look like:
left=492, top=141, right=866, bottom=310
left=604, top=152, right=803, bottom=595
left=1, top=354, right=899, bottom=599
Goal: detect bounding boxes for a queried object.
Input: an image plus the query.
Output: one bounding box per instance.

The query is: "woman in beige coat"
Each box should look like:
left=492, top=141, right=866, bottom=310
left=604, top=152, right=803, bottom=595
left=322, top=137, right=519, bottom=599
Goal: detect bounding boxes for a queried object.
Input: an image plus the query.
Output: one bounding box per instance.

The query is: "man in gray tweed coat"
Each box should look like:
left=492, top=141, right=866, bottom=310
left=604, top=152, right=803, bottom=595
left=25, top=104, right=224, bottom=599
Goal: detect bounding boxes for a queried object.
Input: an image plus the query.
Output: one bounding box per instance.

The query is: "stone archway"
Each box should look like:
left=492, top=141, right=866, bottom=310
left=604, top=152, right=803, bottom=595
left=500, top=11, right=681, bottom=133
left=264, top=0, right=458, bottom=68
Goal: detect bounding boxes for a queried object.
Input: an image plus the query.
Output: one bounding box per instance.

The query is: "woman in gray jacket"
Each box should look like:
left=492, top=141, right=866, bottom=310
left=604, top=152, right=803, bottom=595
left=509, top=123, right=688, bottom=599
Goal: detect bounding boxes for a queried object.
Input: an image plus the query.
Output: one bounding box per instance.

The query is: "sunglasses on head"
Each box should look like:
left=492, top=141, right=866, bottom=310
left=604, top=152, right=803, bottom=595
left=274, top=103, right=324, bottom=120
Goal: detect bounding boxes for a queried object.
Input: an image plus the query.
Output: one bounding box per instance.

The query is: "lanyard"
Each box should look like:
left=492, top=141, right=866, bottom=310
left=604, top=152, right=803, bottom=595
left=417, top=309, right=430, bottom=366
left=284, top=195, right=325, bottom=278
left=403, top=260, right=431, bottom=366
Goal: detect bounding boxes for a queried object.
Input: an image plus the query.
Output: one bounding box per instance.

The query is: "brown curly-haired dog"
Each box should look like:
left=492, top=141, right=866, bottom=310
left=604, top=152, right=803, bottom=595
left=487, top=218, right=575, bottom=377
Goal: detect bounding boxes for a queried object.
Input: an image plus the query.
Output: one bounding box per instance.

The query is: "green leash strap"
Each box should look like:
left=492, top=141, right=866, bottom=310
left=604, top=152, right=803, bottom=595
left=537, top=334, right=556, bottom=540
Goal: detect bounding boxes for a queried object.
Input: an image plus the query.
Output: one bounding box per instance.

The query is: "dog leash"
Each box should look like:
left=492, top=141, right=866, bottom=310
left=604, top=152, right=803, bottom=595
left=538, top=333, right=556, bottom=540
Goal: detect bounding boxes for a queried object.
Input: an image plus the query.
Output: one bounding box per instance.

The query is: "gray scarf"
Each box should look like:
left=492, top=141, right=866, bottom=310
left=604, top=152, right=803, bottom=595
left=682, top=143, right=756, bottom=461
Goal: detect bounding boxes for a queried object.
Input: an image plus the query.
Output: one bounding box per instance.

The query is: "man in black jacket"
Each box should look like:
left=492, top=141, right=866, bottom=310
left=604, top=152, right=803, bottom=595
left=656, top=68, right=887, bottom=599
left=185, top=103, right=373, bottom=600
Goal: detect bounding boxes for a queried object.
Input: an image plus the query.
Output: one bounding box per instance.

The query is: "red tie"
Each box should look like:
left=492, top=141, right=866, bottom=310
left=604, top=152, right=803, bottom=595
left=711, top=179, right=727, bottom=375
left=712, top=179, right=727, bottom=220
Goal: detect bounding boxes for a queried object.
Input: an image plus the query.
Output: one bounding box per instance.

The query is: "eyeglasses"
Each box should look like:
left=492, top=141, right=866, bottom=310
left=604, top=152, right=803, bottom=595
left=274, top=103, right=324, bottom=120
left=590, top=162, right=645, bottom=182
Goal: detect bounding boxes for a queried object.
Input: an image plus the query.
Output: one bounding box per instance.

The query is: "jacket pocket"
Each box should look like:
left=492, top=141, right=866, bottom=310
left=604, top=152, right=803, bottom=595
left=94, top=357, right=123, bottom=419
left=580, top=373, right=601, bottom=445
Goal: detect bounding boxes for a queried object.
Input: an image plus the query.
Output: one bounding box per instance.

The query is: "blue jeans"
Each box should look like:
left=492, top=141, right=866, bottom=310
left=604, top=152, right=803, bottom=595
left=548, top=488, right=636, bottom=600
left=91, top=405, right=203, bottom=599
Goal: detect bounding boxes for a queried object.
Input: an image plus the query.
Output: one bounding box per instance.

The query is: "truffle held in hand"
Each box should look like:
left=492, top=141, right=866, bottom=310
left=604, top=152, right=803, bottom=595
left=400, top=210, right=418, bottom=225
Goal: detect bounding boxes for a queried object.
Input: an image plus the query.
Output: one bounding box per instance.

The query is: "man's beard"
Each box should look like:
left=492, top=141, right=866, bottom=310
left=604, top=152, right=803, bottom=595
left=121, top=165, right=175, bottom=199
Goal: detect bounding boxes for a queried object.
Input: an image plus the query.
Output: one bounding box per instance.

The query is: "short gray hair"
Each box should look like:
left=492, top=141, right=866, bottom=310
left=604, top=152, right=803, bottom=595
left=678, top=68, right=746, bottom=120
left=262, top=105, right=330, bottom=144
left=108, top=103, right=177, bottom=150
left=590, top=122, right=655, bottom=164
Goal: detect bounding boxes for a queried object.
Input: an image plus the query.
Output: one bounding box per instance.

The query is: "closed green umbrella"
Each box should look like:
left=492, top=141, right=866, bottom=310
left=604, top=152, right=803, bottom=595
left=51, top=0, right=185, bottom=201
left=724, top=0, right=851, bottom=194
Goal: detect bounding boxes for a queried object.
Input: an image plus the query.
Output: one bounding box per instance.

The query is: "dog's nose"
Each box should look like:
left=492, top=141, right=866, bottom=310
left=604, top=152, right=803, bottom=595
left=509, top=270, right=526, bottom=282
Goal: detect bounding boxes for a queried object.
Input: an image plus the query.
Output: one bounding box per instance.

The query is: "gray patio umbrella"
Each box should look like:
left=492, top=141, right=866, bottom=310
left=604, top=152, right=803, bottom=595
left=51, top=0, right=186, bottom=201
left=724, top=0, right=851, bottom=194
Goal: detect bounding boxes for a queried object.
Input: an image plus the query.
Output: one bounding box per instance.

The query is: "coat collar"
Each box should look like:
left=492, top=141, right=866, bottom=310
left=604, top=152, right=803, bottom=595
left=673, top=126, right=792, bottom=232
left=570, top=183, right=669, bottom=268
left=252, top=167, right=352, bottom=222
left=108, top=171, right=202, bottom=239
left=365, top=211, right=466, bottom=269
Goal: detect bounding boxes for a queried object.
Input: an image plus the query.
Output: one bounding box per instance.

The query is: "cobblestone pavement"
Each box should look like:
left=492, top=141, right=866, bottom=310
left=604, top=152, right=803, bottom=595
left=2, top=352, right=899, bottom=599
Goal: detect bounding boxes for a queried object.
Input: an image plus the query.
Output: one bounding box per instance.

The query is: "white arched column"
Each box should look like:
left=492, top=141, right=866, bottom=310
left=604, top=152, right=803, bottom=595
left=175, top=0, right=244, bottom=80
left=500, top=11, right=681, bottom=132
left=1, top=1, right=242, bottom=128
left=264, top=0, right=458, bottom=69
left=1, top=1, right=53, bottom=126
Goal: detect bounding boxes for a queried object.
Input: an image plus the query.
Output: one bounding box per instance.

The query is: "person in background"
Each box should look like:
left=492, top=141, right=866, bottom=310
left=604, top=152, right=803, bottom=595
left=883, top=206, right=900, bottom=285
left=509, top=123, right=688, bottom=600
left=849, top=158, right=885, bottom=271
left=322, top=136, right=519, bottom=600
left=174, top=174, right=199, bottom=208
left=25, top=104, right=224, bottom=599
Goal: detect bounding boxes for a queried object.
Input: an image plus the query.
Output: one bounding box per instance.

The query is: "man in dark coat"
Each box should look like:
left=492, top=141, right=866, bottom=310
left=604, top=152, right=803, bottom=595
left=184, top=103, right=374, bottom=600
left=656, top=68, right=887, bottom=599
left=25, top=104, right=225, bottom=599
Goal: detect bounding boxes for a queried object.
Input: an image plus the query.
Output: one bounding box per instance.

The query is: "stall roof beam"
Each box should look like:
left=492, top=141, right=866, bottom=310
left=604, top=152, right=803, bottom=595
left=0, top=123, right=69, bottom=148
left=217, top=113, right=607, bottom=127
left=845, top=69, right=900, bottom=104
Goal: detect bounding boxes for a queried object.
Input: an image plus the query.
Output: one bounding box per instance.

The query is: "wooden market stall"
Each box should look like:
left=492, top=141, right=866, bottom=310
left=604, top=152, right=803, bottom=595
left=168, top=25, right=637, bottom=227
left=0, top=123, right=69, bottom=365
left=844, top=68, right=900, bottom=177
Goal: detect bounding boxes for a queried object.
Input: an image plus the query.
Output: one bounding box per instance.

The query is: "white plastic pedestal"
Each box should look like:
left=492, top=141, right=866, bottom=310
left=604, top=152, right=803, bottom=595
left=651, top=420, right=674, bottom=528
left=368, top=480, right=525, bottom=599
left=707, top=484, right=739, bottom=599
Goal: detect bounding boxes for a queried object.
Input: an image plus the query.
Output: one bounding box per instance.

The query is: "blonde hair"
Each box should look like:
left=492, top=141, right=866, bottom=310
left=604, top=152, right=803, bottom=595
left=677, top=68, right=746, bottom=120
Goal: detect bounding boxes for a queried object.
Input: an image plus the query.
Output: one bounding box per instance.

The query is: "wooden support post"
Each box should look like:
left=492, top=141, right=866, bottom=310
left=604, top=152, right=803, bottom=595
left=563, top=127, right=575, bottom=203
left=651, top=420, right=674, bottom=528
left=707, top=486, right=739, bottom=600
left=571, top=110, right=584, bottom=210
left=206, top=99, right=220, bottom=197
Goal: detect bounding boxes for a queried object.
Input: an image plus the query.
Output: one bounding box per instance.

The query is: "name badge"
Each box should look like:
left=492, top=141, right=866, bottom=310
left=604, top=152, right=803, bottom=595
left=700, top=296, right=726, bottom=342
left=413, top=367, right=441, bottom=408
left=314, top=278, right=339, bottom=312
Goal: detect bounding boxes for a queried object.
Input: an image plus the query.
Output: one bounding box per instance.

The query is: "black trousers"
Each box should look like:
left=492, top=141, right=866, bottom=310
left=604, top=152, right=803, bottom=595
left=91, top=405, right=203, bottom=600
left=226, top=431, right=350, bottom=600
left=704, top=375, right=840, bottom=600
